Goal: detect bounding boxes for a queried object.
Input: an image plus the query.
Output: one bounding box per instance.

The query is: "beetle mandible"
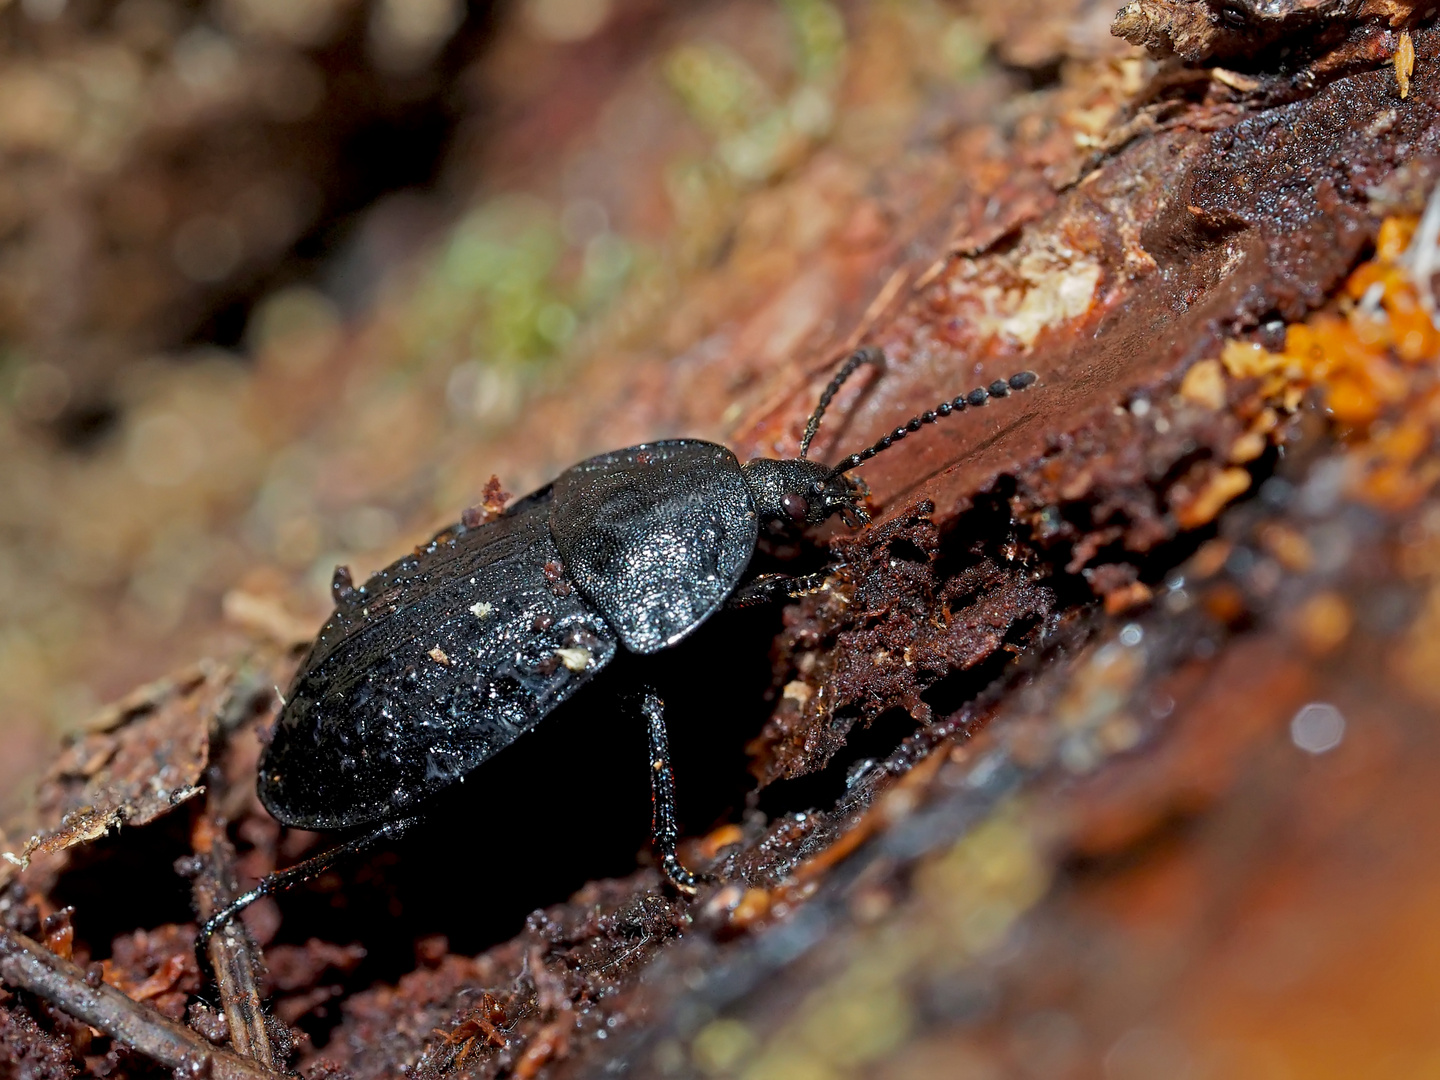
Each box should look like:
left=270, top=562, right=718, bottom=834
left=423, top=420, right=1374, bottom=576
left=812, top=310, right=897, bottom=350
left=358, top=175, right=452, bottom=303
left=197, top=347, right=1037, bottom=951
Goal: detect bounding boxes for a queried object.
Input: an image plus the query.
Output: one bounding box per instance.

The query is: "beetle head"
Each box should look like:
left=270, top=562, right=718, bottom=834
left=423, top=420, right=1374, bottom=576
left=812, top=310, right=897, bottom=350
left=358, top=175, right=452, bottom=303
left=741, top=457, right=870, bottom=529
left=742, top=350, right=1039, bottom=534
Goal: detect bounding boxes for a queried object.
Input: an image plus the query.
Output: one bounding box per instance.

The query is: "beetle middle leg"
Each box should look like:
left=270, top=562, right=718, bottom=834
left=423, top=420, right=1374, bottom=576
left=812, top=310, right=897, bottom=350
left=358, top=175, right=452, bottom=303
left=726, top=571, right=831, bottom=609
left=637, top=689, right=701, bottom=894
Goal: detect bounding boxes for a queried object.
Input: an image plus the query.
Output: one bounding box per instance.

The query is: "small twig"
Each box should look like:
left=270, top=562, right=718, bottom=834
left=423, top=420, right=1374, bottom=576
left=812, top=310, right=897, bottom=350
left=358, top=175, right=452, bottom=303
left=0, top=926, right=288, bottom=1080
left=191, top=812, right=277, bottom=1068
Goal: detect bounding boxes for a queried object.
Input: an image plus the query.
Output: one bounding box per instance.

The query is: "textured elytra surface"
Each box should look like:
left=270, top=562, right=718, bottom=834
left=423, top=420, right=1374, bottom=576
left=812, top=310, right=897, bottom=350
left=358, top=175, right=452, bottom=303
left=265, top=438, right=762, bottom=831
left=260, top=493, right=619, bottom=831
left=549, top=441, right=758, bottom=655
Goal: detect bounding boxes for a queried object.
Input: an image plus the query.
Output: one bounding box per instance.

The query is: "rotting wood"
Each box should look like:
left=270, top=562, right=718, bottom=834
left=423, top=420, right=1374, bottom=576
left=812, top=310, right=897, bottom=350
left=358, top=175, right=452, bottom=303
left=0, top=927, right=289, bottom=1080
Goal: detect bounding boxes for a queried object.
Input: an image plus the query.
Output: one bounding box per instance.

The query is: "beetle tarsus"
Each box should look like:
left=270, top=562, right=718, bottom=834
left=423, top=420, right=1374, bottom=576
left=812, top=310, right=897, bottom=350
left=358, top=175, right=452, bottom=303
left=640, top=690, right=703, bottom=895
left=661, top=854, right=701, bottom=896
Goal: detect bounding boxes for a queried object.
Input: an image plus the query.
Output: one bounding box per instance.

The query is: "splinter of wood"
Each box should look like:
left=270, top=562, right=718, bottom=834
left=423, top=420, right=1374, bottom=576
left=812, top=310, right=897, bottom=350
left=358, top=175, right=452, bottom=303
left=190, top=810, right=277, bottom=1067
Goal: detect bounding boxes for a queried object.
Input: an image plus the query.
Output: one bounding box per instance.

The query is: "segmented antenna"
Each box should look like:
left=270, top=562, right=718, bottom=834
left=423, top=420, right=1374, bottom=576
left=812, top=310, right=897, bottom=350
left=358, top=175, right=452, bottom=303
left=799, top=345, right=885, bottom=459
left=827, top=370, right=1038, bottom=478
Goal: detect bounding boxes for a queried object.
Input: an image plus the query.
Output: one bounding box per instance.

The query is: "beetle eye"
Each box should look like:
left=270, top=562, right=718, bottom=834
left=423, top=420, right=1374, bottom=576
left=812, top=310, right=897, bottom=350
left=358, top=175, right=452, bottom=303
left=781, top=493, right=810, bottom=522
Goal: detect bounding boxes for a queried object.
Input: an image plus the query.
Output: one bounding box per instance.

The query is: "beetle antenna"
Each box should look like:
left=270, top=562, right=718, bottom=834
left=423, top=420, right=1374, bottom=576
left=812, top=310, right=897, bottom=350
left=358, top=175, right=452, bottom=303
left=799, top=345, right=885, bottom=459
left=827, top=370, right=1038, bottom=478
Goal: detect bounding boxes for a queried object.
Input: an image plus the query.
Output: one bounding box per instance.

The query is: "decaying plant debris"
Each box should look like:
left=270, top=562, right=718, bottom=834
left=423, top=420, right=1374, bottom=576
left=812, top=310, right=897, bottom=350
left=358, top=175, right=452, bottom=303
left=4, top=0, right=1440, bottom=1077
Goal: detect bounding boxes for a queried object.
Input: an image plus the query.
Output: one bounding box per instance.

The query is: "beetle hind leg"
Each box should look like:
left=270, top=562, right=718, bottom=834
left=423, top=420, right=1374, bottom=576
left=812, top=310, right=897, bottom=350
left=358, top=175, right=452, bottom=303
left=638, top=689, right=702, bottom=895
left=194, top=815, right=421, bottom=977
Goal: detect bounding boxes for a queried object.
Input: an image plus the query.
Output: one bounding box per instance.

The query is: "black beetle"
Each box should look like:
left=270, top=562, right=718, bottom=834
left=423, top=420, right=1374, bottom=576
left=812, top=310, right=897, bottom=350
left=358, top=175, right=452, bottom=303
left=197, top=348, right=1037, bottom=950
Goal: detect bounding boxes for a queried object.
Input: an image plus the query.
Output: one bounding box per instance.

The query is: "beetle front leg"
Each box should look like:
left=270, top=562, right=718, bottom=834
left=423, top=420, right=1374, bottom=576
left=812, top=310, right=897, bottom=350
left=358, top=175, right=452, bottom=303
left=637, top=689, right=700, bottom=894
left=726, top=571, right=830, bottom=609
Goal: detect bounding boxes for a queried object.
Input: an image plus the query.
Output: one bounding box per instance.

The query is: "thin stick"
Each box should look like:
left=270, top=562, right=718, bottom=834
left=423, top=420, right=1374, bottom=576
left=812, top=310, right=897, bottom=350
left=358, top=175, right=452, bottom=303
left=0, top=927, right=287, bottom=1080
left=191, top=813, right=276, bottom=1068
